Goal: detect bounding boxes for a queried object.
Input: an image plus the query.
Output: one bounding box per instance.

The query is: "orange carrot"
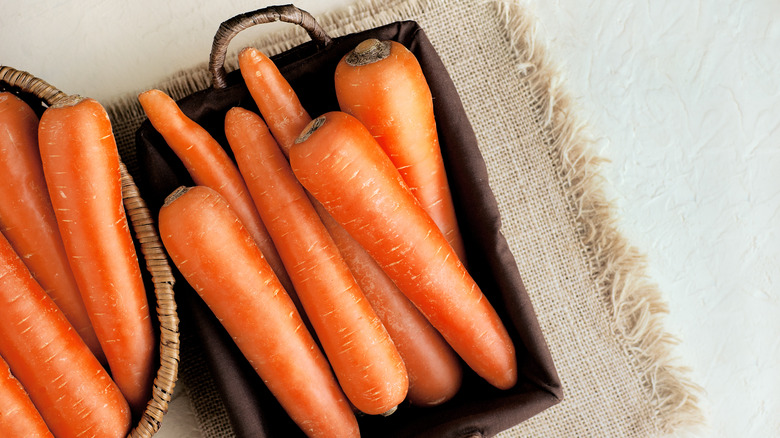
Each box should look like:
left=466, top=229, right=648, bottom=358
left=291, top=112, right=518, bottom=390
left=0, top=355, right=53, bottom=438
left=137, top=88, right=293, bottom=294
left=335, top=39, right=468, bottom=264
left=238, top=47, right=312, bottom=155
left=159, top=185, right=360, bottom=438
left=314, top=203, right=463, bottom=406
left=0, top=92, right=105, bottom=364
left=225, top=107, right=408, bottom=415
left=0, top=230, right=131, bottom=437
left=37, top=96, right=155, bottom=414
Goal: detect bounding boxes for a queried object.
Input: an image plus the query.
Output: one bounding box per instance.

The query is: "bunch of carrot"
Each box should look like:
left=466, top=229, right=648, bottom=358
left=142, top=38, right=517, bottom=438
left=0, top=91, right=155, bottom=437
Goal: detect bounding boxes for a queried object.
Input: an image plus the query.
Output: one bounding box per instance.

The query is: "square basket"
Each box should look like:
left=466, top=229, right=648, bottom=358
left=134, top=5, right=561, bottom=437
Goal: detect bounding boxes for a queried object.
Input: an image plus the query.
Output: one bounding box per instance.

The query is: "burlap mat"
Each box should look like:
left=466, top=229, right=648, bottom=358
left=105, top=0, right=705, bottom=436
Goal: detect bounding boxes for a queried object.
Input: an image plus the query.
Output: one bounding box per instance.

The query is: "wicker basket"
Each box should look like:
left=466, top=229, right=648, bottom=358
left=0, top=65, right=179, bottom=438
left=135, top=4, right=561, bottom=438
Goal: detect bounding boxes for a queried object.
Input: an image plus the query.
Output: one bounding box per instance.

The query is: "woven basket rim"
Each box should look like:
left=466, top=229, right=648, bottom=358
left=0, top=65, right=180, bottom=438
left=209, top=4, right=332, bottom=89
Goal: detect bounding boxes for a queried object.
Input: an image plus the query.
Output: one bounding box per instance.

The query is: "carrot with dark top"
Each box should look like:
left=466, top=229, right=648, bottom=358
left=38, top=96, right=154, bottom=414
left=0, top=355, right=53, bottom=438
left=0, top=92, right=105, bottom=365
left=159, top=185, right=360, bottom=438
left=138, top=88, right=293, bottom=294
left=0, top=230, right=131, bottom=437
left=291, top=112, right=518, bottom=390
left=225, top=107, right=408, bottom=415
left=335, top=39, right=468, bottom=264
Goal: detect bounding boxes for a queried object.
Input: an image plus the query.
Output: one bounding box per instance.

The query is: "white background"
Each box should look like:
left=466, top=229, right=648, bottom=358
left=2, top=1, right=778, bottom=437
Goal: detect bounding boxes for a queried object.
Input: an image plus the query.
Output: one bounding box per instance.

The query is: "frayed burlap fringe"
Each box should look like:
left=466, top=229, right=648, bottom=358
left=493, top=1, right=705, bottom=435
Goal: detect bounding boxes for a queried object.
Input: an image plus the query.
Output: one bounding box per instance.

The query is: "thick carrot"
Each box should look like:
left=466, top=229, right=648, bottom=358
left=0, top=355, right=53, bottom=438
left=0, top=92, right=105, bottom=364
left=238, top=47, right=313, bottom=155
left=38, top=96, right=154, bottom=414
left=0, top=230, right=131, bottom=437
left=159, top=185, right=360, bottom=438
left=138, top=88, right=293, bottom=294
left=225, top=107, right=408, bottom=415
left=291, top=112, right=518, bottom=390
left=335, top=39, right=468, bottom=264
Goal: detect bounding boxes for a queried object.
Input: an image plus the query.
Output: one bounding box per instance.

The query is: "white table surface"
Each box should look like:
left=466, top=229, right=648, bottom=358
left=2, top=1, right=778, bottom=437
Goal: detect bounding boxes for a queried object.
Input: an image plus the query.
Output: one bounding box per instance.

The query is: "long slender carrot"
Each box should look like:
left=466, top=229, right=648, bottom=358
left=238, top=47, right=312, bottom=154
left=235, top=52, right=464, bottom=405
left=291, top=112, right=518, bottom=390
left=0, top=355, right=53, bottom=438
left=225, top=107, right=408, bottom=415
left=137, top=88, right=293, bottom=294
left=0, top=92, right=105, bottom=364
left=334, top=39, right=468, bottom=264
left=159, top=185, right=360, bottom=438
left=0, top=230, right=131, bottom=437
left=37, top=96, right=155, bottom=414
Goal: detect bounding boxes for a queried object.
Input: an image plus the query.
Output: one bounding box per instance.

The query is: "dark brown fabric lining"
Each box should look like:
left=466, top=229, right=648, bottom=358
left=135, top=20, right=561, bottom=438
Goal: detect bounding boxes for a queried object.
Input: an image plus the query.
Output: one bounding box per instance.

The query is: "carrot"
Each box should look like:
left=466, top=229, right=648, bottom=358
left=291, top=112, right=518, bottom=390
left=0, top=230, right=131, bottom=437
left=159, top=185, right=360, bottom=438
left=0, top=355, right=53, bottom=438
left=37, top=96, right=155, bottom=414
left=314, top=203, right=464, bottom=406
left=0, top=92, right=105, bottom=364
left=238, top=47, right=313, bottom=155
left=225, top=107, right=408, bottom=415
left=138, top=89, right=293, bottom=294
left=335, top=39, right=468, bottom=264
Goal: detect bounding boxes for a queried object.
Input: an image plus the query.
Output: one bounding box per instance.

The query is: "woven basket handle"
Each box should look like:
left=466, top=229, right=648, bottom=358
left=0, top=65, right=69, bottom=106
left=209, top=4, right=332, bottom=89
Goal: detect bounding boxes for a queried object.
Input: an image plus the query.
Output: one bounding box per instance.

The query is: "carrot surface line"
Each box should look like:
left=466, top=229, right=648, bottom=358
left=0, top=354, right=53, bottom=437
